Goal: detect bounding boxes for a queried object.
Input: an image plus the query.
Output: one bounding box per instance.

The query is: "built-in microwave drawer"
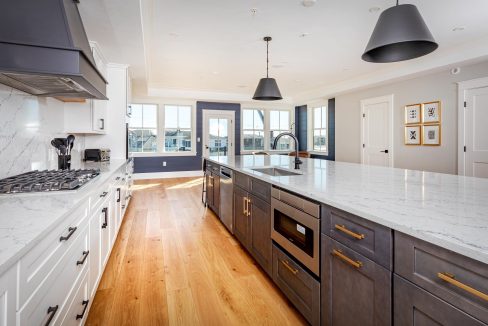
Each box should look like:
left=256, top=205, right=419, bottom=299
left=395, top=232, right=488, bottom=324
left=321, top=205, right=392, bottom=270
left=272, top=244, right=320, bottom=326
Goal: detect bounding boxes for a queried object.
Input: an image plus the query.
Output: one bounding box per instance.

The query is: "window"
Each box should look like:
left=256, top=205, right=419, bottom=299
left=312, top=106, right=327, bottom=152
left=242, top=109, right=264, bottom=151
left=269, top=110, right=291, bottom=150
left=128, top=104, right=158, bottom=153
left=164, top=105, right=192, bottom=152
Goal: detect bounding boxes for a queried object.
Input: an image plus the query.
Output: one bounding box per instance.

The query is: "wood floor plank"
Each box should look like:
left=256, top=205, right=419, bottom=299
left=86, top=177, right=306, bottom=326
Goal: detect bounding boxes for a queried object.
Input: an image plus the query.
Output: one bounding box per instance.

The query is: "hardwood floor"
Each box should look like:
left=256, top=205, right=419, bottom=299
left=86, top=177, right=307, bottom=326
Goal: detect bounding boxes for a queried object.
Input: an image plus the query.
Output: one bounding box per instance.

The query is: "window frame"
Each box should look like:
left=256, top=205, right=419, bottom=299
left=163, top=104, right=194, bottom=154
left=129, top=102, right=197, bottom=157
left=240, top=108, right=294, bottom=154
left=307, top=105, right=328, bottom=155
left=128, top=103, right=159, bottom=154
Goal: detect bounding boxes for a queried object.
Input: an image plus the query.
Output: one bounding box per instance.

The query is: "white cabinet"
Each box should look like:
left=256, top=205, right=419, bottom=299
left=64, top=42, right=108, bottom=134
left=0, top=267, right=16, bottom=326
left=0, top=161, right=133, bottom=326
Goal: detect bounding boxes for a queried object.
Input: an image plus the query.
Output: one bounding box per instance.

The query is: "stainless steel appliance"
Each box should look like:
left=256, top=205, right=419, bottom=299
left=0, top=169, right=100, bottom=194
left=84, top=149, right=111, bottom=162
left=219, top=166, right=233, bottom=233
left=271, top=187, right=320, bottom=276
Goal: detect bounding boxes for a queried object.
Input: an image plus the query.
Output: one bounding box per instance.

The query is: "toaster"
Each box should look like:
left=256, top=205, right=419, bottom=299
left=84, top=149, right=111, bottom=162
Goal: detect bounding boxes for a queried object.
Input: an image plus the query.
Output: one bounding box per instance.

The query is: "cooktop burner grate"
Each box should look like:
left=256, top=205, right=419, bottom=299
left=0, top=169, right=100, bottom=194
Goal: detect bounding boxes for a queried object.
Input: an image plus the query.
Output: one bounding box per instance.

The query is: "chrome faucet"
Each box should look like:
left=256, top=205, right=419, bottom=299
left=272, top=132, right=302, bottom=169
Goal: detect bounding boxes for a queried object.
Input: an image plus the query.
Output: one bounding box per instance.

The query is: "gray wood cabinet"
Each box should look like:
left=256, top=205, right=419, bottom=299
left=205, top=161, right=220, bottom=215
left=321, top=234, right=392, bottom=326
left=233, top=186, right=249, bottom=247
left=272, top=244, right=320, bottom=326
left=395, top=232, right=488, bottom=324
left=394, top=275, right=487, bottom=326
left=233, top=184, right=272, bottom=276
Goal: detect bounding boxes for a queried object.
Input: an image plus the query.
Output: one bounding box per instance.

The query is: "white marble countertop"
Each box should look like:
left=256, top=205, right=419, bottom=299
left=0, top=159, right=129, bottom=275
left=209, top=155, right=488, bottom=265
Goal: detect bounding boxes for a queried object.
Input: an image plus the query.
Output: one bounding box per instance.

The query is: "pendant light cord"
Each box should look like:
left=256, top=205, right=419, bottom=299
left=266, top=39, right=269, bottom=78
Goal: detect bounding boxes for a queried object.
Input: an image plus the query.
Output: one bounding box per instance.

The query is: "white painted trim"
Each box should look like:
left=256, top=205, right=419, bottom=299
left=202, top=110, right=235, bottom=159
left=133, top=170, right=203, bottom=180
left=457, top=77, right=488, bottom=175
left=360, top=95, right=395, bottom=167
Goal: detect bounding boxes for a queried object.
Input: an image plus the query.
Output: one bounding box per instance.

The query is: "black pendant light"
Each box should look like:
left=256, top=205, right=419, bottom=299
left=253, top=36, right=283, bottom=101
left=362, top=1, right=438, bottom=63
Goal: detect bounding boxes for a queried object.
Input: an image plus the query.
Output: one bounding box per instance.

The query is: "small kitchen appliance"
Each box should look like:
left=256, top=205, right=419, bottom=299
left=84, top=149, right=111, bottom=162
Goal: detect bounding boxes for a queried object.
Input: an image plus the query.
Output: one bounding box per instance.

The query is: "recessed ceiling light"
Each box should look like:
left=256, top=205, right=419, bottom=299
left=452, top=26, right=465, bottom=32
left=212, top=71, right=219, bottom=75
left=169, top=32, right=179, bottom=37
left=294, top=79, right=301, bottom=83
left=272, top=64, right=285, bottom=68
left=237, top=85, right=248, bottom=88
left=299, top=33, right=310, bottom=38
left=250, top=8, right=258, bottom=16
left=301, top=0, right=316, bottom=7
left=369, top=7, right=380, bottom=13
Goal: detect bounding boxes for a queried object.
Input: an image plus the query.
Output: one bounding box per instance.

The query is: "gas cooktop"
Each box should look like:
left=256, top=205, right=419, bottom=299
left=0, top=169, right=100, bottom=194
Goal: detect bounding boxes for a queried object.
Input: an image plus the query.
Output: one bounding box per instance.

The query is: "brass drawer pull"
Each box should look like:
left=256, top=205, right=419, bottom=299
left=246, top=197, right=251, bottom=217
left=332, top=249, right=362, bottom=269
left=334, top=224, right=365, bottom=240
left=243, top=197, right=248, bottom=216
left=438, top=272, right=488, bottom=301
left=281, top=260, right=298, bottom=275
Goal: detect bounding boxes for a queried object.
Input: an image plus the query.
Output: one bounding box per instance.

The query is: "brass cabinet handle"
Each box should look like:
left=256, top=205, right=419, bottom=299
left=246, top=197, right=251, bottom=216
left=243, top=197, right=248, bottom=216
left=438, top=272, right=488, bottom=301
left=334, top=224, right=365, bottom=240
left=281, top=260, right=298, bottom=275
left=332, top=249, right=362, bottom=269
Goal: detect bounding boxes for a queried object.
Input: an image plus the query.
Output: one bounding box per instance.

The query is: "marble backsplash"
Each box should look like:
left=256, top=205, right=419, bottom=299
left=0, top=85, right=85, bottom=179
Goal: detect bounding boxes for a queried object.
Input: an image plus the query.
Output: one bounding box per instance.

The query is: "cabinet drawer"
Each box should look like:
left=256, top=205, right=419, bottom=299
left=18, top=204, right=88, bottom=307
left=249, top=177, right=271, bottom=203
left=395, top=232, right=488, bottom=323
left=272, top=244, right=320, bottom=326
left=18, top=224, right=89, bottom=326
left=322, top=205, right=392, bottom=270
left=234, top=171, right=250, bottom=191
left=89, top=183, right=111, bottom=214
left=322, top=235, right=391, bottom=326
left=394, top=275, right=486, bottom=326
left=57, top=270, right=89, bottom=326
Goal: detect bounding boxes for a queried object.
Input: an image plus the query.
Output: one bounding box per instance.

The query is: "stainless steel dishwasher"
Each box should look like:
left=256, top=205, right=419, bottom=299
left=219, top=166, right=233, bottom=233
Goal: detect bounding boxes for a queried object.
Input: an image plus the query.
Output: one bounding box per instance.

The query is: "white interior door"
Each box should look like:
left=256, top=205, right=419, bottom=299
left=202, top=110, right=235, bottom=159
left=361, top=95, right=394, bottom=167
left=465, top=86, right=488, bottom=178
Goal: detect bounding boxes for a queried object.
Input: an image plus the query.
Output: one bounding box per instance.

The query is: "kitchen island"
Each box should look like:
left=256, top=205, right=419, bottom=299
left=206, top=155, right=488, bottom=326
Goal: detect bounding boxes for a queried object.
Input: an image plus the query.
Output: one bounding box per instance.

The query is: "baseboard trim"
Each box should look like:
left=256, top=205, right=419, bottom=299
left=133, top=170, right=203, bottom=180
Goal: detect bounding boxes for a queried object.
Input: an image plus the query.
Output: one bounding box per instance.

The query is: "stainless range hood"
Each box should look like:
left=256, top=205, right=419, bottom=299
left=0, top=0, right=107, bottom=100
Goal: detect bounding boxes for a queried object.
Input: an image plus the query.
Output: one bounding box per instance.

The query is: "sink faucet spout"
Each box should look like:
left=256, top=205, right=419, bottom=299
left=272, top=132, right=302, bottom=169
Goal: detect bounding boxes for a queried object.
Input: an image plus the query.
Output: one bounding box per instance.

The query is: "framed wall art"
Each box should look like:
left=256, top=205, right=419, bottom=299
left=405, top=104, right=421, bottom=124
left=422, top=124, right=441, bottom=146
left=422, top=101, right=441, bottom=124
left=405, top=125, right=421, bottom=145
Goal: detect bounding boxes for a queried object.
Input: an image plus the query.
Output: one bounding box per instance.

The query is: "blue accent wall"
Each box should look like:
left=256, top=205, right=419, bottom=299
left=134, top=101, right=241, bottom=173
left=294, top=98, right=335, bottom=161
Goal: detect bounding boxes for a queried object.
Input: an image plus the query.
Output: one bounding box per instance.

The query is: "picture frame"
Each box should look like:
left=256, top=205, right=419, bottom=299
left=422, top=124, right=441, bottom=146
left=422, top=101, right=441, bottom=124
left=405, top=125, right=421, bottom=145
left=405, top=104, right=421, bottom=124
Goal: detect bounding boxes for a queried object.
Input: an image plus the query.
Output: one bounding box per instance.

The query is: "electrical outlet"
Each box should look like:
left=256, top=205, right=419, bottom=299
left=163, top=161, right=167, bottom=167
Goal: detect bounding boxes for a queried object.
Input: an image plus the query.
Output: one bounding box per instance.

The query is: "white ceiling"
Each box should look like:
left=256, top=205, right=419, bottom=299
left=80, top=0, right=488, bottom=103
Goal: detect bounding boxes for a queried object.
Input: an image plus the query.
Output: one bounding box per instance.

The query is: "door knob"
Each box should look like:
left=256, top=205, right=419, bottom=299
left=380, top=150, right=389, bottom=153
left=205, top=145, right=209, bottom=149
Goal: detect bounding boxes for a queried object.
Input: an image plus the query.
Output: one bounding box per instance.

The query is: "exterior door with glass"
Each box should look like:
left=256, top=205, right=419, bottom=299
left=203, top=110, right=235, bottom=159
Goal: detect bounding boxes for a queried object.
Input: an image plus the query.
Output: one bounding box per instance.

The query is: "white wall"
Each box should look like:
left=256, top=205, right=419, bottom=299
left=335, top=60, right=488, bottom=174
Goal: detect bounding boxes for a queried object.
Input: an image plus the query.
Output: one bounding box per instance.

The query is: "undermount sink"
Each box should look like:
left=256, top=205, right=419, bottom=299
left=251, top=167, right=302, bottom=176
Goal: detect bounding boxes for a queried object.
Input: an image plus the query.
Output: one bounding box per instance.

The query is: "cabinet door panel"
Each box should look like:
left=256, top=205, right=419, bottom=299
left=0, top=267, right=16, bottom=326
left=233, top=186, right=249, bottom=249
left=205, top=173, right=213, bottom=207
left=212, top=173, right=220, bottom=215
left=249, top=194, right=271, bottom=276
left=394, top=275, right=486, bottom=326
left=322, top=235, right=391, bottom=326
